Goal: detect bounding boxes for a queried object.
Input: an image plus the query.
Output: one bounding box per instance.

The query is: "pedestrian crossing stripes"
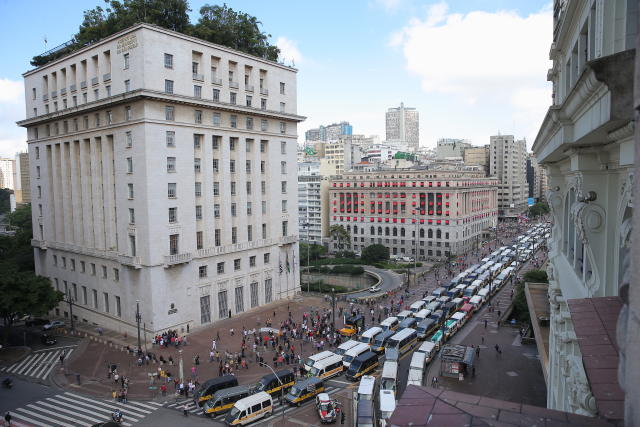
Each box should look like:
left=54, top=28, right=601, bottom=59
left=5, top=392, right=162, bottom=427
left=164, top=385, right=339, bottom=422
left=0, top=346, right=76, bottom=380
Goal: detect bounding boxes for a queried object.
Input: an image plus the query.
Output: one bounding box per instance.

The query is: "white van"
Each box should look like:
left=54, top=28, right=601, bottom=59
left=409, top=300, right=427, bottom=313
left=379, top=389, right=396, bottom=426
left=407, top=351, right=426, bottom=386
left=342, top=342, right=370, bottom=367
left=335, top=340, right=360, bottom=357
left=396, top=310, right=413, bottom=322
left=380, top=361, right=398, bottom=395
left=477, top=287, right=490, bottom=302
left=357, top=375, right=377, bottom=401
left=225, top=391, right=272, bottom=426
left=469, top=295, right=483, bottom=310
left=451, top=311, right=467, bottom=327
left=380, top=317, right=399, bottom=332
left=359, top=327, right=383, bottom=346
left=309, top=354, right=344, bottom=380
left=304, top=350, right=336, bottom=372
left=415, top=341, right=437, bottom=364
left=414, top=308, right=431, bottom=321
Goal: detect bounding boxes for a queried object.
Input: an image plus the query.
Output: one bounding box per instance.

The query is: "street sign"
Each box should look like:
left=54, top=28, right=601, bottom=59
left=527, top=197, right=535, bottom=206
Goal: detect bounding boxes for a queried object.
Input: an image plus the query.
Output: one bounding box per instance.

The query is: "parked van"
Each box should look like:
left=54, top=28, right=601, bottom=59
left=346, top=351, right=379, bottom=381
left=379, top=390, right=396, bottom=426
left=304, top=350, right=336, bottom=372
left=335, top=340, right=360, bottom=357
left=203, top=384, right=254, bottom=416
left=429, top=309, right=444, bottom=325
left=414, top=308, right=431, bottom=321
left=396, top=310, right=413, bottom=322
left=342, top=342, right=370, bottom=367
left=463, top=285, right=478, bottom=298
left=399, top=317, right=417, bottom=330
left=409, top=300, right=426, bottom=313
left=285, top=377, right=325, bottom=406
left=431, top=287, right=446, bottom=298
left=380, top=361, right=398, bottom=395
left=477, top=288, right=490, bottom=302
left=371, top=329, right=395, bottom=354
left=451, top=298, right=464, bottom=310
left=357, top=375, right=377, bottom=401
left=469, top=295, right=483, bottom=310
left=422, top=295, right=437, bottom=305
left=359, top=327, right=383, bottom=346
left=430, top=329, right=444, bottom=350
left=195, top=375, right=239, bottom=406
left=407, top=351, right=426, bottom=386
left=356, top=400, right=377, bottom=427
left=254, top=370, right=295, bottom=397
left=426, top=301, right=441, bottom=312
left=416, top=318, right=438, bottom=340
left=451, top=311, right=467, bottom=328
left=415, top=341, right=437, bottom=364
left=380, top=316, right=399, bottom=332
left=224, top=392, right=272, bottom=426
left=309, top=354, right=344, bottom=380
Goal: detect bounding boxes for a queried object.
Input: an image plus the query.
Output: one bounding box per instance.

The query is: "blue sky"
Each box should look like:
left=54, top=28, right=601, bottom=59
left=0, top=0, right=552, bottom=157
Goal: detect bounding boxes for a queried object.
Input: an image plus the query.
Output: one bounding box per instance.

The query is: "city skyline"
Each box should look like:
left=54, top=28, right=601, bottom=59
left=0, top=0, right=551, bottom=158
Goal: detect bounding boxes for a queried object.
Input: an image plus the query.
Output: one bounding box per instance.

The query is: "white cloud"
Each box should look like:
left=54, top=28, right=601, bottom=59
left=277, top=36, right=303, bottom=66
left=376, top=0, right=403, bottom=10
left=391, top=3, right=552, bottom=144
left=0, top=78, right=27, bottom=157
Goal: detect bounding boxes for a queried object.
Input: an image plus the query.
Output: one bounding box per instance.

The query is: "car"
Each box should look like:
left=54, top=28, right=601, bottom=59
left=42, top=320, right=65, bottom=330
left=316, top=392, right=341, bottom=424
left=25, top=317, right=49, bottom=327
left=369, top=285, right=381, bottom=293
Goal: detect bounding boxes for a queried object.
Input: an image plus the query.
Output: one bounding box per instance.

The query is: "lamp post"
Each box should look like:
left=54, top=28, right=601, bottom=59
left=66, top=288, right=75, bottom=331
left=259, top=362, right=286, bottom=422
left=331, top=288, right=336, bottom=330
left=135, top=300, right=142, bottom=354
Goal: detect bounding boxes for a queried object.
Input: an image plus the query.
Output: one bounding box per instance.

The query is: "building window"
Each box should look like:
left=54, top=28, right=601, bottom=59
left=164, top=80, right=174, bottom=94
left=169, top=234, right=179, bottom=255
left=167, top=157, right=176, bottom=172
left=280, top=82, right=285, bottom=95
left=80, top=261, right=85, bottom=273
left=230, top=138, right=236, bottom=151
left=126, top=131, right=133, bottom=147
left=230, top=92, right=237, bottom=104
left=194, top=85, right=202, bottom=98
left=165, top=131, right=176, bottom=147
left=129, top=208, right=135, bottom=224
left=194, top=110, right=202, bottom=124
left=246, top=117, right=253, bottom=130
left=195, top=182, right=202, bottom=197
left=246, top=182, right=252, bottom=195
left=106, top=111, right=112, bottom=125
left=231, top=227, right=237, bottom=244
left=231, top=203, right=237, bottom=217
left=125, top=106, right=132, bottom=121
left=262, top=223, right=267, bottom=239
left=230, top=181, right=236, bottom=195
left=199, top=265, right=207, bottom=278
left=282, top=221, right=288, bottom=237
left=126, top=157, right=133, bottom=173
left=281, top=181, right=287, bottom=193
left=261, top=161, right=266, bottom=173
left=164, top=53, right=173, bottom=69
left=230, top=115, right=237, bottom=128
left=82, top=286, right=88, bottom=304
left=194, top=158, right=201, bottom=173
left=282, top=200, right=287, bottom=212
left=212, top=158, right=219, bottom=173
left=261, top=119, right=268, bottom=131
left=102, top=265, right=108, bottom=279
left=213, top=88, right=220, bottom=101
left=247, top=224, right=253, bottom=241
left=213, top=112, right=221, bottom=126
left=196, top=231, right=203, bottom=250
left=261, top=98, right=267, bottom=110
left=230, top=159, right=236, bottom=173
left=245, top=160, right=251, bottom=173
left=91, top=263, right=96, bottom=275
left=250, top=256, right=256, bottom=267
left=264, top=253, right=270, bottom=264
left=281, top=141, right=286, bottom=154
left=165, top=106, right=174, bottom=120
left=168, top=207, right=178, bottom=223
left=215, top=229, right=221, bottom=246
left=280, top=122, right=286, bottom=134
left=217, top=262, right=224, bottom=274
left=246, top=95, right=252, bottom=107
left=168, top=183, right=176, bottom=198
left=124, top=79, right=131, bottom=91
left=234, top=259, right=241, bottom=271
left=116, top=296, right=121, bottom=317
left=281, top=161, right=287, bottom=174
left=261, top=181, right=266, bottom=194
left=280, top=102, right=285, bottom=113
left=113, top=268, right=119, bottom=282
left=128, top=183, right=134, bottom=199
left=262, top=200, right=267, bottom=214
left=214, top=204, right=220, bottom=218
left=213, top=182, right=220, bottom=196
left=93, top=289, right=98, bottom=309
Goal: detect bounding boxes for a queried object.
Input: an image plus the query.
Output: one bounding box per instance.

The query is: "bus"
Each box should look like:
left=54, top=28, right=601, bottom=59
left=387, top=328, right=417, bottom=355
left=359, top=327, right=383, bottom=346
left=345, top=351, right=379, bottom=381
left=357, top=375, right=377, bottom=401
left=430, top=330, right=444, bottom=350
left=414, top=308, right=431, bottom=321
left=254, top=370, right=295, bottom=397
left=309, top=354, right=344, bottom=380
left=335, top=340, right=360, bottom=357
left=194, top=375, right=239, bottom=407
left=371, top=329, right=395, bottom=354
left=342, top=342, right=370, bottom=367
left=203, top=384, right=254, bottom=417
left=224, top=392, right=273, bottom=426
left=396, top=310, right=413, bottom=322
left=380, top=317, right=399, bottom=332
left=380, top=361, right=398, bottom=395
left=285, top=377, right=325, bottom=406
left=304, top=351, right=336, bottom=372
left=407, top=351, right=426, bottom=387
left=416, top=318, right=438, bottom=340
left=356, top=399, right=377, bottom=427
left=409, top=300, right=427, bottom=313
left=379, top=390, right=396, bottom=426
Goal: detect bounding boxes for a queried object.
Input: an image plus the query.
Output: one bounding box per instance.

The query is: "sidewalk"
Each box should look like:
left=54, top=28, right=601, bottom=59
left=52, top=295, right=353, bottom=401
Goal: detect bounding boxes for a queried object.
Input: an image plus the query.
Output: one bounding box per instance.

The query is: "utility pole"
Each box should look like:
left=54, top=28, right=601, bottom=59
left=66, top=288, right=75, bottom=331
left=260, top=362, right=286, bottom=422
left=331, top=288, right=336, bottom=330
left=135, top=300, right=142, bottom=354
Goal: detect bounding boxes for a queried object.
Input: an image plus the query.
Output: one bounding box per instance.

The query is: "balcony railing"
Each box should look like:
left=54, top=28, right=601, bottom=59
left=211, top=77, right=222, bottom=85
left=60, top=87, right=67, bottom=96
left=245, top=84, right=254, bottom=92
left=69, top=84, right=77, bottom=92
left=164, top=252, right=192, bottom=267
left=43, top=94, right=49, bottom=101
left=281, top=235, right=297, bottom=245
left=192, top=73, right=204, bottom=81
left=80, top=81, right=87, bottom=89
left=260, top=88, right=269, bottom=95
left=118, top=254, right=142, bottom=269
left=103, top=73, right=111, bottom=82
left=91, top=76, right=99, bottom=86
left=229, top=81, right=239, bottom=89
left=51, top=90, right=57, bottom=98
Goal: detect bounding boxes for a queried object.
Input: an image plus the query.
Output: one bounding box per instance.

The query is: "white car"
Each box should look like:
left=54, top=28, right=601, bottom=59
left=42, top=320, right=65, bottom=330
left=369, top=285, right=381, bottom=293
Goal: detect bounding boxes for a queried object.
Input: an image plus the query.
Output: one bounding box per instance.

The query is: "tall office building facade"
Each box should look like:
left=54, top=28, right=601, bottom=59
left=18, top=24, right=303, bottom=336
left=304, top=121, right=352, bottom=142
left=298, top=161, right=322, bottom=244
left=0, top=158, right=15, bottom=189
left=14, top=152, right=31, bottom=204
left=385, top=102, right=419, bottom=152
left=489, top=135, right=527, bottom=218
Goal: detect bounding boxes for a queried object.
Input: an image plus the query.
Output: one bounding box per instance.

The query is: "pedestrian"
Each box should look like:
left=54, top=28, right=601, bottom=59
left=475, top=346, right=480, bottom=357
left=431, top=376, right=438, bottom=388
left=484, top=319, right=488, bottom=328
left=4, top=412, right=11, bottom=427
left=494, top=344, right=501, bottom=354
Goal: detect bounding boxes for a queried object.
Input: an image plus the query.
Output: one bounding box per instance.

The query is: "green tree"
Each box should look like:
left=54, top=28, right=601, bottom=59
left=329, top=225, right=351, bottom=251
left=523, top=269, right=549, bottom=283
left=528, top=201, right=550, bottom=218
left=0, top=266, right=64, bottom=343
left=191, top=4, right=280, bottom=61
left=299, top=242, right=327, bottom=265
left=362, top=244, right=390, bottom=264
left=0, top=188, right=11, bottom=215
left=4, top=204, right=35, bottom=272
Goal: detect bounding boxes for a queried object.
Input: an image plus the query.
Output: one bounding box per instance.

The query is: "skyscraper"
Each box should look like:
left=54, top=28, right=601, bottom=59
left=385, top=102, right=419, bottom=152
left=489, top=135, right=527, bottom=218
left=304, top=121, right=352, bottom=142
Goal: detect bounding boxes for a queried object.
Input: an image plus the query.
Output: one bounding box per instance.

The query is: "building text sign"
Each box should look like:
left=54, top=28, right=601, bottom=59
left=117, top=34, right=138, bottom=54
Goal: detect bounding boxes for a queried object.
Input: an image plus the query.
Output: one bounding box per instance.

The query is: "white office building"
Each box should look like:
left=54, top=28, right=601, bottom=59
left=18, top=24, right=303, bottom=336
left=385, top=103, right=419, bottom=152
left=489, top=135, right=528, bottom=218
left=0, top=158, right=15, bottom=190
left=298, top=161, right=322, bottom=243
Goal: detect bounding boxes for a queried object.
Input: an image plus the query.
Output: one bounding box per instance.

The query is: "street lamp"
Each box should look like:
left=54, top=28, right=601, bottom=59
left=259, top=362, right=286, bottom=422
left=331, top=288, right=336, bottom=330
left=135, top=300, right=142, bottom=354
left=65, top=288, right=75, bottom=331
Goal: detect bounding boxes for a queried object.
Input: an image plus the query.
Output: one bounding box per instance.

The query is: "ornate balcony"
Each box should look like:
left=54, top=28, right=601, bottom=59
left=164, top=252, right=192, bottom=267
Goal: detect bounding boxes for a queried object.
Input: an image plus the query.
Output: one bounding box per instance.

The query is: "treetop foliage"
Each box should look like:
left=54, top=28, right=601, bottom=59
left=31, top=1, right=280, bottom=66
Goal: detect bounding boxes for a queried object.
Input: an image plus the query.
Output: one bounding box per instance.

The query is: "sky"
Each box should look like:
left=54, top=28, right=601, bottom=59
left=0, top=0, right=552, bottom=158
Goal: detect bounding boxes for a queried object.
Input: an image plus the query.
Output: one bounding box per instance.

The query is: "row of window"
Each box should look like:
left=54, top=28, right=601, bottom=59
left=52, top=255, right=119, bottom=281
left=54, top=277, right=122, bottom=317
left=166, top=200, right=288, bottom=224
left=165, top=157, right=286, bottom=175
left=197, top=253, right=270, bottom=278
left=163, top=105, right=287, bottom=134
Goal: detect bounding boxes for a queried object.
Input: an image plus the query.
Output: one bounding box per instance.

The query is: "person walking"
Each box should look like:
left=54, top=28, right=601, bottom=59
left=475, top=346, right=480, bottom=358
left=5, top=412, right=12, bottom=427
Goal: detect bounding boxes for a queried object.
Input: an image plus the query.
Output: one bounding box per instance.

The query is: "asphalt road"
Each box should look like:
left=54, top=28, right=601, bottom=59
left=0, top=376, right=59, bottom=414
left=345, top=266, right=404, bottom=299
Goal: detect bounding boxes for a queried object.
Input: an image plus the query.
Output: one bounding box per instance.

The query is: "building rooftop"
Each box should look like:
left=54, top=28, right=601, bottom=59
left=389, top=385, right=620, bottom=426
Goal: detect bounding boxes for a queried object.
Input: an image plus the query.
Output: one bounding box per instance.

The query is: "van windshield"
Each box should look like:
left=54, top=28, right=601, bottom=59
left=373, top=338, right=384, bottom=347
left=344, top=355, right=355, bottom=363
left=304, top=357, right=315, bottom=367
left=381, top=379, right=395, bottom=390
left=289, top=386, right=302, bottom=397
left=228, top=407, right=241, bottom=419
left=310, top=366, right=321, bottom=376
left=349, top=359, right=364, bottom=370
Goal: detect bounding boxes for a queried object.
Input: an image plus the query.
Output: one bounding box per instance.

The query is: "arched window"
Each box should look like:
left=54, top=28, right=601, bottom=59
left=385, top=227, right=390, bottom=236
left=393, top=227, right=398, bottom=236
left=370, top=226, right=375, bottom=235
left=353, top=226, right=358, bottom=235
left=400, top=228, right=405, bottom=237
left=420, top=229, right=425, bottom=238
left=378, top=226, right=383, bottom=235
left=436, top=229, right=442, bottom=239
left=428, top=229, right=433, bottom=238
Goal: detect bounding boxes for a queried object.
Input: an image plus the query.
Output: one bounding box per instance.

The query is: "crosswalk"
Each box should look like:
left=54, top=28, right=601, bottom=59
left=0, top=346, right=76, bottom=381
left=5, top=391, right=162, bottom=427
left=164, top=385, right=339, bottom=423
